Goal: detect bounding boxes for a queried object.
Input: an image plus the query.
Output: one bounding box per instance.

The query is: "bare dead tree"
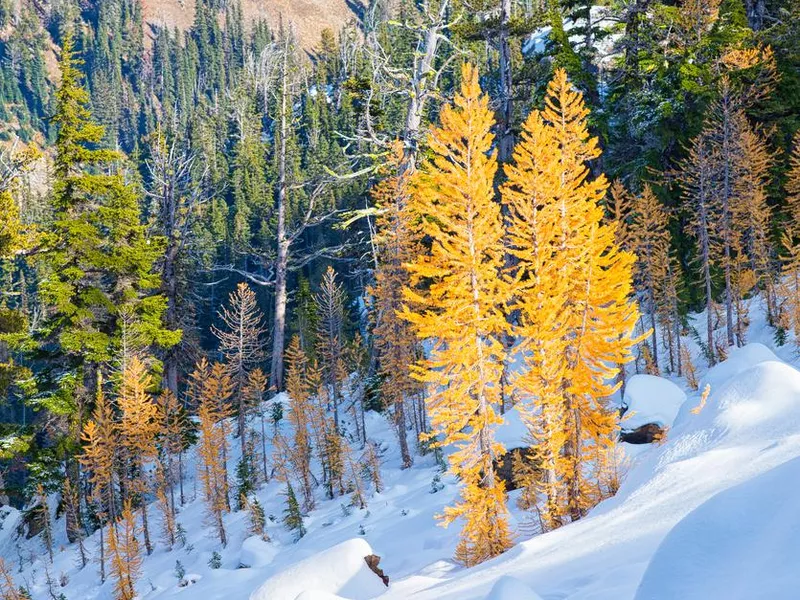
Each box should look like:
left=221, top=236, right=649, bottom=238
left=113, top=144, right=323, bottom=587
left=145, top=132, right=210, bottom=395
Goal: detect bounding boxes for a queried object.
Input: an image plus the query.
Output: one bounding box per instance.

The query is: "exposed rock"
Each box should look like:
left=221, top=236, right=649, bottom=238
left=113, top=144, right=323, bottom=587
left=364, top=554, right=389, bottom=586
left=620, top=423, right=666, bottom=445
left=493, top=447, right=540, bottom=491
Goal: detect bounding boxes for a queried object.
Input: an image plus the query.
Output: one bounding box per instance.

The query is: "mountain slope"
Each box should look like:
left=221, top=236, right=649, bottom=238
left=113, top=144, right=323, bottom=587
left=141, top=0, right=363, bottom=49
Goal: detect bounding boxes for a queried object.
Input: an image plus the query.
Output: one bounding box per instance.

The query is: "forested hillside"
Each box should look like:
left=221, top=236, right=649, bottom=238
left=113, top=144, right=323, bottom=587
left=0, top=0, right=799, bottom=598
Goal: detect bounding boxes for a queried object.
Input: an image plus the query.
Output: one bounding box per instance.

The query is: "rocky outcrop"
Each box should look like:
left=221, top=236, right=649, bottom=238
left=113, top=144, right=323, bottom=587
left=493, top=447, right=540, bottom=491
left=364, top=554, right=389, bottom=586
left=620, top=423, right=666, bottom=444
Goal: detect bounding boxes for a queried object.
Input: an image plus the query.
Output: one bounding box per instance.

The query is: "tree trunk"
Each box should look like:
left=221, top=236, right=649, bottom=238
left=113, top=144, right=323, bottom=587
left=497, top=0, right=514, bottom=164
left=270, top=45, right=290, bottom=393
left=400, top=0, right=449, bottom=175
left=396, top=395, right=412, bottom=469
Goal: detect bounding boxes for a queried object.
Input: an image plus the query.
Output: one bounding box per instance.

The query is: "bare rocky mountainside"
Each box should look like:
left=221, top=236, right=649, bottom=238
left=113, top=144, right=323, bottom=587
left=141, top=0, right=362, bottom=49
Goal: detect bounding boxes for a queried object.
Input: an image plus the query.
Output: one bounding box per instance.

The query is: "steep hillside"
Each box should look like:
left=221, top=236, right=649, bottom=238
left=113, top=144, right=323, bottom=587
left=141, top=0, right=363, bottom=49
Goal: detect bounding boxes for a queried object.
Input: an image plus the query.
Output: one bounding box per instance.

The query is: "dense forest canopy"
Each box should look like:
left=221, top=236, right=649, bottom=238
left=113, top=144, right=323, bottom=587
left=0, top=0, right=799, bottom=591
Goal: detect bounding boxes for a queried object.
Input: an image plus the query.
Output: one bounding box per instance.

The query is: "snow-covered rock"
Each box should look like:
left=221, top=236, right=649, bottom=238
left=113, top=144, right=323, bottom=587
left=249, top=538, right=387, bottom=600
left=486, top=576, right=543, bottom=600
left=622, top=375, right=686, bottom=430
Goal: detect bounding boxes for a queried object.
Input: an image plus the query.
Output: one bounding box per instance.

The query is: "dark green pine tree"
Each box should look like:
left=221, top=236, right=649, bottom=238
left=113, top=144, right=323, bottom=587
left=283, top=483, right=306, bottom=541
left=34, top=26, right=179, bottom=539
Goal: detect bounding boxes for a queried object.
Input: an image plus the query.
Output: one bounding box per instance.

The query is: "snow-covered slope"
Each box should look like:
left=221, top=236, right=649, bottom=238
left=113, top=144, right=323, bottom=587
left=383, top=345, right=800, bottom=599
left=8, top=301, right=800, bottom=600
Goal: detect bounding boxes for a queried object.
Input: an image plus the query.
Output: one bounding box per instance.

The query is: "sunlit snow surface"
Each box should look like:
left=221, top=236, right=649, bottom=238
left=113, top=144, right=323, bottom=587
left=8, top=298, right=800, bottom=599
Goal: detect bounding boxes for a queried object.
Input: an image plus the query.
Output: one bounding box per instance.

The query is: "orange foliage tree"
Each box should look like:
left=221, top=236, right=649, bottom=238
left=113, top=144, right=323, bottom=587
left=401, top=64, right=512, bottom=567
left=502, top=69, right=640, bottom=528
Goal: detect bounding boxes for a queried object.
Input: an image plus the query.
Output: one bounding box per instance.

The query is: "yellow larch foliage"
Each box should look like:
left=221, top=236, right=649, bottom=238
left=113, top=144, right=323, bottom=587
left=245, top=367, right=270, bottom=483
left=502, top=103, right=571, bottom=530
left=606, top=180, right=634, bottom=249
left=196, top=362, right=233, bottom=546
left=630, top=184, right=672, bottom=372
left=370, top=153, right=421, bottom=469
left=156, top=388, right=184, bottom=512
left=778, top=233, right=800, bottom=344
left=731, top=114, right=775, bottom=324
left=502, top=68, right=640, bottom=527
left=284, top=336, right=315, bottom=511
left=400, top=63, right=512, bottom=566
left=787, top=131, right=800, bottom=232
left=108, top=501, right=142, bottom=600
left=0, top=558, right=25, bottom=600
left=81, top=373, right=118, bottom=522
left=118, top=357, right=160, bottom=555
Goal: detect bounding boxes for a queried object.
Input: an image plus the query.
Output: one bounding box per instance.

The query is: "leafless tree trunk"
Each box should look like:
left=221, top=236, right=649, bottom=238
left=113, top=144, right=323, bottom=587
left=270, top=40, right=291, bottom=393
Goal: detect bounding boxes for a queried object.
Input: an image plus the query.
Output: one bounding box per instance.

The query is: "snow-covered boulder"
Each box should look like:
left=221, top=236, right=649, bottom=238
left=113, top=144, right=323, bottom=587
left=240, top=535, right=278, bottom=568
left=620, top=374, right=686, bottom=439
left=486, top=576, right=543, bottom=600
left=249, top=538, right=388, bottom=600
left=635, top=455, right=800, bottom=599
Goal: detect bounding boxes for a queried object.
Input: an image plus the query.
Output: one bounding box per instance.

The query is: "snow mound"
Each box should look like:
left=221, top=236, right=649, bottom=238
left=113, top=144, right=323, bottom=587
left=635, top=456, right=800, bottom=599
left=485, top=576, right=543, bottom=600
left=295, top=592, right=348, bottom=600
left=380, top=347, right=800, bottom=599
left=240, top=535, right=279, bottom=568
left=622, top=375, right=686, bottom=429
left=249, top=538, right=387, bottom=600
left=668, top=359, right=800, bottom=454
left=701, top=342, right=777, bottom=388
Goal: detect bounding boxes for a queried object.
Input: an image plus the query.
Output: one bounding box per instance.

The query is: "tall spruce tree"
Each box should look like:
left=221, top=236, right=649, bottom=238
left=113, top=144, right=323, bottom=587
left=35, top=26, right=178, bottom=540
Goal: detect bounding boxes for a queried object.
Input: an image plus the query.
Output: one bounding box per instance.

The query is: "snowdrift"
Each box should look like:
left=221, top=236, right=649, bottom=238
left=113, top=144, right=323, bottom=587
left=249, top=538, right=387, bottom=600
left=635, top=456, right=800, bottom=599
left=486, top=576, right=544, bottom=600
left=381, top=345, right=800, bottom=599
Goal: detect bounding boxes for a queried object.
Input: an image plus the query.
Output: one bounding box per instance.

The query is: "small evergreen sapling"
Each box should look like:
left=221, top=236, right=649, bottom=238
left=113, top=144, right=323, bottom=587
left=282, top=484, right=305, bottom=541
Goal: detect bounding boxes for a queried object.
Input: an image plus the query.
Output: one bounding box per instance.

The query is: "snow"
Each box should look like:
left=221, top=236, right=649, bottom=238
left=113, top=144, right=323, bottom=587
left=240, top=535, right=279, bottom=568
left=485, top=576, right=543, bottom=600
left=249, top=538, right=386, bottom=600
left=377, top=338, right=800, bottom=599
left=635, top=456, right=800, bottom=599
left=700, top=342, right=778, bottom=388
left=621, top=375, right=686, bottom=429
left=8, top=294, right=800, bottom=600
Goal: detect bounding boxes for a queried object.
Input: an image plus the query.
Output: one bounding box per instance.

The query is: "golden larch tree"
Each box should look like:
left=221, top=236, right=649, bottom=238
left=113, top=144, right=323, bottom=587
left=630, top=185, right=672, bottom=372
left=787, top=131, right=800, bottom=231
left=196, top=362, right=233, bottom=546
left=80, top=374, right=118, bottom=581
left=284, top=336, right=315, bottom=511
left=370, top=159, right=422, bottom=469
left=244, top=368, right=270, bottom=483
left=502, top=103, right=571, bottom=530
left=502, top=68, right=640, bottom=527
left=400, top=63, right=512, bottom=567
left=118, top=357, right=160, bottom=555
left=108, top=501, right=142, bottom=600
left=0, top=558, right=25, bottom=600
